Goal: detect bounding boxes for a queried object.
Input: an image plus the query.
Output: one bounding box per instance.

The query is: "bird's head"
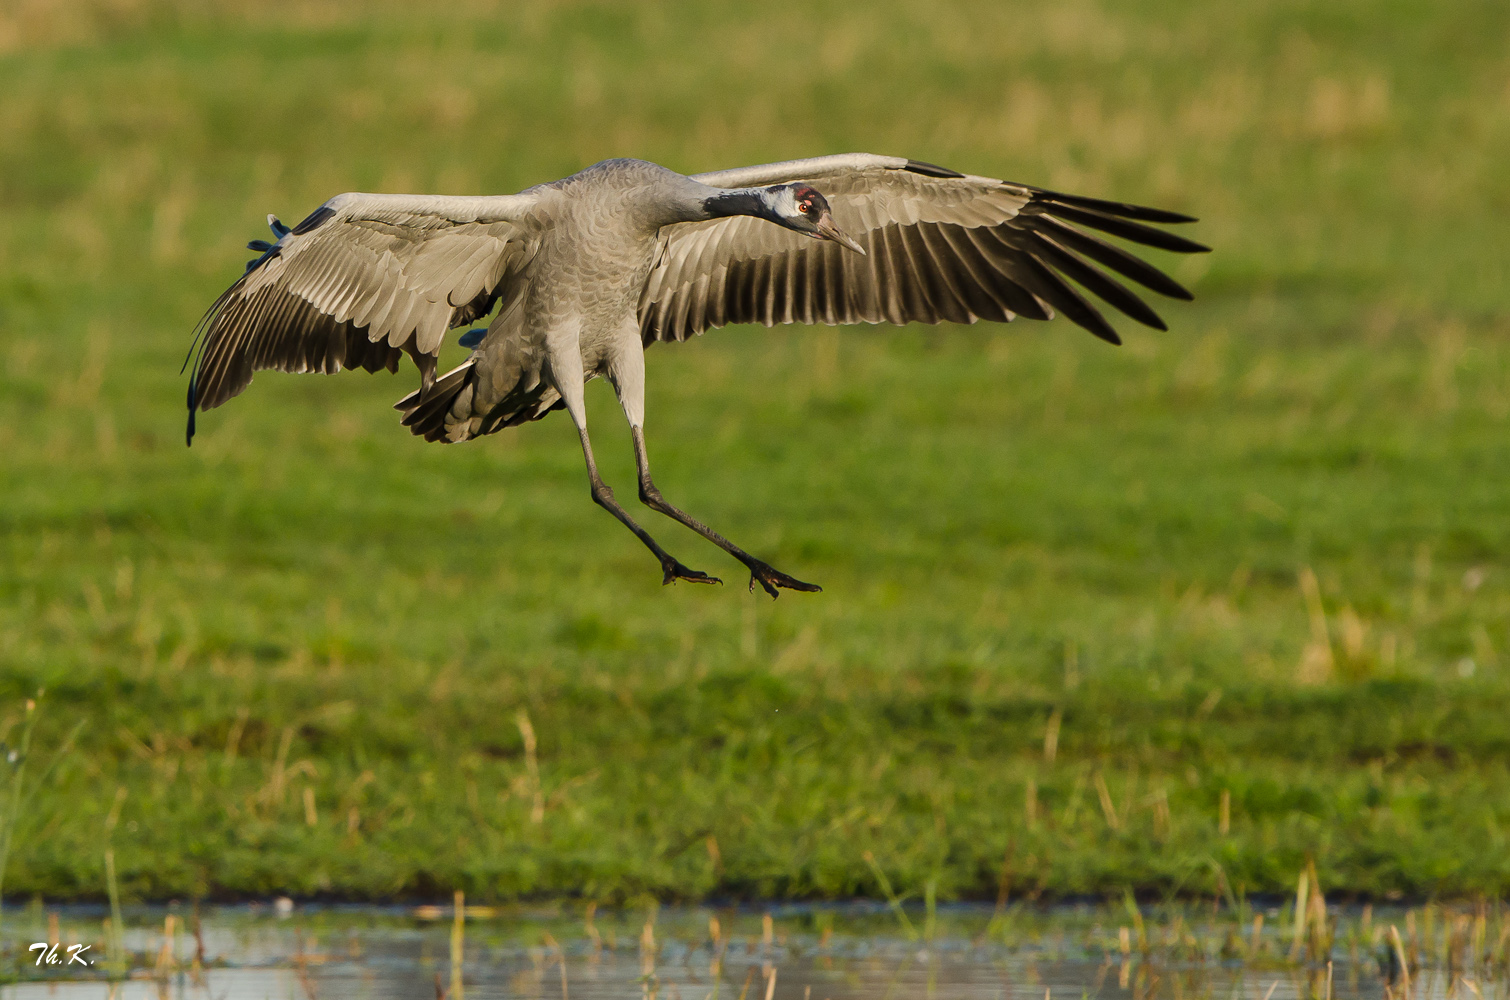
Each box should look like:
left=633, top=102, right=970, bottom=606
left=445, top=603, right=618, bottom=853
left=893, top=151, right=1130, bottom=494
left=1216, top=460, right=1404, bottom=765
left=762, top=184, right=866, bottom=254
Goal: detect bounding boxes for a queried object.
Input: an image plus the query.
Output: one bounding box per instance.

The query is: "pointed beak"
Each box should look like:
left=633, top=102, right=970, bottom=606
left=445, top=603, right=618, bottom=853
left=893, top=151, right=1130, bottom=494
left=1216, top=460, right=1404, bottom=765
left=814, top=212, right=866, bottom=255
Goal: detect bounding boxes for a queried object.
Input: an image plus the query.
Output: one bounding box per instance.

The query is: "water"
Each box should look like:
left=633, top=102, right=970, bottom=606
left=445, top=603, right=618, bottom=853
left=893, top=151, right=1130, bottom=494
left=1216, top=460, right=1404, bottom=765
left=1, top=901, right=1502, bottom=1000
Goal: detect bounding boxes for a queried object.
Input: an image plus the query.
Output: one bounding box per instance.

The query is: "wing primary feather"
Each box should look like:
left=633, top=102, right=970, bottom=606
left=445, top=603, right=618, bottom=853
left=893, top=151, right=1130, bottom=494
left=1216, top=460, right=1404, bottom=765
left=1036, top=202, right=1211, bottom=254
left=249, top=292, right=290, bottom=370
left=931, top=225, right=1017, bottom=322
left=894, top=224, right=949, bottom=322
left=877, top=225, right=930, bottom=322
left=915, top=223, right=993, bottom=323
left=1023, top=215, right=1194, bottom=300
left=1029, top=187, right=1198, bottom=224
left=1016, top=253, right=1122, bottom=345
left=182, top=279, right=241, bottom=375
left=904, top=159, right=965, bottom=179
left=290, top=205, right=336, bottom=235
left=1026, top=231, right=1168, bottom=330
left=964, top=228, right=1052, bottom=321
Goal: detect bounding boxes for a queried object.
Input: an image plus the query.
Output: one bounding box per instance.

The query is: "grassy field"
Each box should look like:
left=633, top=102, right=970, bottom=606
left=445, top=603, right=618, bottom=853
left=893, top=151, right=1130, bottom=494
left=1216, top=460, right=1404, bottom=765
left=2, top=0, right=1509, bottom=904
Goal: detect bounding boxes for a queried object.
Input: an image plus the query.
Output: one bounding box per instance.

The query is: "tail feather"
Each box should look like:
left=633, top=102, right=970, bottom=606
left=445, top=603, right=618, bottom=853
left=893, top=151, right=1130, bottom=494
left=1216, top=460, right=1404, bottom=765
left=395, top=360, right=476, bottom=442
left=394, top=359, right=563, bottom=443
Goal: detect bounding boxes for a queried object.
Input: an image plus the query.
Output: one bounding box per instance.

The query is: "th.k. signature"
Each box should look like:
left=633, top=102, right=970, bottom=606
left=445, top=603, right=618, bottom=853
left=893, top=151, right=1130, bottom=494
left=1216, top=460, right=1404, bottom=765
left=29, top=942, right=94, bottom=966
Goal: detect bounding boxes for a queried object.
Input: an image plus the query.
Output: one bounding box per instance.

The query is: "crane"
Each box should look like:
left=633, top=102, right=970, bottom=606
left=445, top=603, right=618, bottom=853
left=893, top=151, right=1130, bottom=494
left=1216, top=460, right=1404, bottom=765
left=185, top=154, right=1207, bottom=595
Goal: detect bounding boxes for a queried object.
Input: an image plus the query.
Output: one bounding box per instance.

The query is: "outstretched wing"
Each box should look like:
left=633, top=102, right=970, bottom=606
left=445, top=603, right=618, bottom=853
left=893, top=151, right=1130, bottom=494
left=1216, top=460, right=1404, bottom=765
left=185, top=192, right=540, bottom=443
left=639, top=153, right=1207, bottom=346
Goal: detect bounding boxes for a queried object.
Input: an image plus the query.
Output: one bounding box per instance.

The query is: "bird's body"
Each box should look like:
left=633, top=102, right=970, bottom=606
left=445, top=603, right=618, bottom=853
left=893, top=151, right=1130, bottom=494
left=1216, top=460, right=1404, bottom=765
left=186, top=153, right=1208, bottom=593
left=500, top=161, right=688, bottom=425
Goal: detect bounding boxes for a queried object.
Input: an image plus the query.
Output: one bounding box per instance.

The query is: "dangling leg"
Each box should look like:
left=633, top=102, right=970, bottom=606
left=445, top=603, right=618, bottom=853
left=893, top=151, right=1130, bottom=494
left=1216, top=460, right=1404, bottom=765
left=608, top=338, right=820, bottom=599
left=633, top=426, right=821, bottom=597
left=550, top=339, right=718, bottom=587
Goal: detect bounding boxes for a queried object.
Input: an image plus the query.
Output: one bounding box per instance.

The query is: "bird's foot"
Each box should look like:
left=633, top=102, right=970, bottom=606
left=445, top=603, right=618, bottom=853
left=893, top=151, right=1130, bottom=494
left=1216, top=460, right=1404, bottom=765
left=744, top=559, right=822, bottom=599
left=661, top=557, right=721, bottom=587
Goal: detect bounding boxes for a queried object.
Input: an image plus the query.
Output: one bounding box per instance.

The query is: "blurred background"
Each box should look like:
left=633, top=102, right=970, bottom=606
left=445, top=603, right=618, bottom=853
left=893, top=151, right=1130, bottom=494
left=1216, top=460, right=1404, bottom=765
left=1, top=0, right=1508, bottom=906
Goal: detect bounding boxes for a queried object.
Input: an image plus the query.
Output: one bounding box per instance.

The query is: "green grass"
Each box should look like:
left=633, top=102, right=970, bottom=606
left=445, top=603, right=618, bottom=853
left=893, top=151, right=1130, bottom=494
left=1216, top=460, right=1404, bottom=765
left=2, top=0, right=1509, bottom=903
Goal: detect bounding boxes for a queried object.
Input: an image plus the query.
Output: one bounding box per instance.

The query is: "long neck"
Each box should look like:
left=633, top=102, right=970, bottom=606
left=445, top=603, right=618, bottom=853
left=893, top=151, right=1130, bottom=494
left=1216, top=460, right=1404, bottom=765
left=694, top=186, right=780, bottom=224
left=701, top=188, right=769, bottom=219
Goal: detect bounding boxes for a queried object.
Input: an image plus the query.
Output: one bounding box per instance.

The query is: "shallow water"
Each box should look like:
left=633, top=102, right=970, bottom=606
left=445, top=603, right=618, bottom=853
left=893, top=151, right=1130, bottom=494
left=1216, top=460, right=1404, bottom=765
left=2, top=902, right=1501, bottom=1000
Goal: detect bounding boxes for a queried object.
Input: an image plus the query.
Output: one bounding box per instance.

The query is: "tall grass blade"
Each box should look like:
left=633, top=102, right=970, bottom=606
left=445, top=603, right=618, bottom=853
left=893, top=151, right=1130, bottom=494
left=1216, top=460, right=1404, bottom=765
left=451, top=889, right=465, bottom=1000
left=863, top=851, right=918, bottom=941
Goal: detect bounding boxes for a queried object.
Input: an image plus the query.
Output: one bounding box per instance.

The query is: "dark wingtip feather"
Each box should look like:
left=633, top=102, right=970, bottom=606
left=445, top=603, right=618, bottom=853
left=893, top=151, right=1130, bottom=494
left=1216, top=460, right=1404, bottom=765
left=1026, top=231, right=1171, bottom=331
left=185, top=381, right=196, bottom=446
left=1040, top=202, right=1211, bottom=254
left=289, top=205, right=335, bottom=236
left=1032, top=187, right=1199, bottom=224
left=904, top=159, right=966, bottom=179
left=180, top=279, right=238, bottom=447
left=1011, top=253, right=1124, bottom=346
left=1024, top=215, right=1196, bottom=301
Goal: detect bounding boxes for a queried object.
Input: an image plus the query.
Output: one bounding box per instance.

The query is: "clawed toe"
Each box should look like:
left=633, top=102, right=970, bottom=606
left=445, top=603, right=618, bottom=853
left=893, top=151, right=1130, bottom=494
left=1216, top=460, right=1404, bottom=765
left=745, top=559, right=822, bottom=599
left=661, top=557, right=721, bottom=586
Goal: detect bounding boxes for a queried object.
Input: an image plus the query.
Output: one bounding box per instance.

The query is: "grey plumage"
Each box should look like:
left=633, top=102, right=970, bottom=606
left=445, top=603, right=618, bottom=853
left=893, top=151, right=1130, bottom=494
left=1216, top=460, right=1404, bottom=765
left=185, top=154, right=1207, bottom=592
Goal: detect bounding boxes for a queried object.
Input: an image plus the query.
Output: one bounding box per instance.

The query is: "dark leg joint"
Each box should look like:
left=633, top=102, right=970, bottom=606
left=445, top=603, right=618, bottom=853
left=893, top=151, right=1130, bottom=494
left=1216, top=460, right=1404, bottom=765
left=639, top=484, right=672, bottom=514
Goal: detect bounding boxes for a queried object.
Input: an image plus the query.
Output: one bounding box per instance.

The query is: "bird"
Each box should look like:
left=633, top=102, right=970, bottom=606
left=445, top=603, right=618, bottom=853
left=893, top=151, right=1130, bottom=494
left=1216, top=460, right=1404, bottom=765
left=184, top=154, right=1208, bottom=596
